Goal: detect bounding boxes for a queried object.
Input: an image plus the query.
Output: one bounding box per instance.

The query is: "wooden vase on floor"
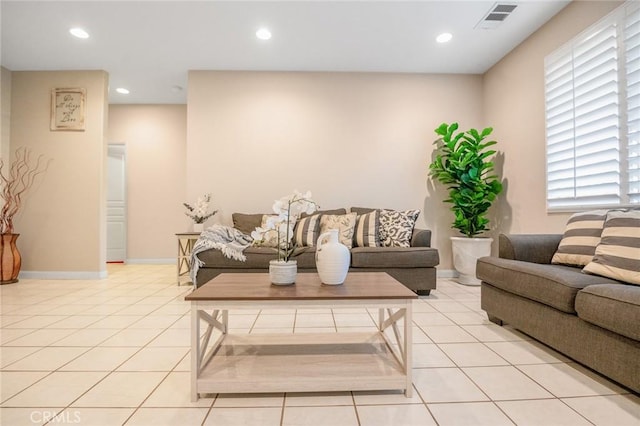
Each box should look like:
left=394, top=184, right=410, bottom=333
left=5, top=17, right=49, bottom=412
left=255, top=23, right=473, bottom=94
left=0, top=233, right=21, bottom=284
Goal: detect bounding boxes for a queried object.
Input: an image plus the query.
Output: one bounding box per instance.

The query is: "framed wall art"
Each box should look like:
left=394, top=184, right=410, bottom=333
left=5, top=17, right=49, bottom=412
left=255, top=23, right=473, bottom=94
left=50, top=88, right=86, bottom=131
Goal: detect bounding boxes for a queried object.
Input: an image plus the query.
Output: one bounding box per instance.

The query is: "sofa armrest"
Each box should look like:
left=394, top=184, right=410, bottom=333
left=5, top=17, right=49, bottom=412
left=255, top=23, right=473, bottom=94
left=411, top=229, right=432, bottom=247
left=498, top=233, right=562, bottom=264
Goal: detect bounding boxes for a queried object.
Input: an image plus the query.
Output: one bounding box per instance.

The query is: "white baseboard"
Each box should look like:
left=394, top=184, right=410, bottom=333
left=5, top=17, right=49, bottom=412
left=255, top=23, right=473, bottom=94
left=19, top=270, right=108, bottom=280
left=125, top=258, right=175, bottom=265
left=437, top=269, right=459, bottom=278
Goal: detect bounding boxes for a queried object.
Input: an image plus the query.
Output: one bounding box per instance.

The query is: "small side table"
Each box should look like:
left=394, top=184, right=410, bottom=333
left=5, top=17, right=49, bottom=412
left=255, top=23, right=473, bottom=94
left=176, top=232, right=201, bottom=286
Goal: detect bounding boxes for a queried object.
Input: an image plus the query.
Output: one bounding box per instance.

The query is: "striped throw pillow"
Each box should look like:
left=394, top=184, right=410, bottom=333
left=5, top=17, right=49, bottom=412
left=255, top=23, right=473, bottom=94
left=583, top=210, right=640, bottom=285
left=354, top=211, right=380, bottom=247
left=293, top=214, right=320, bottom=247
left=551, top=210, right=609, bottom=267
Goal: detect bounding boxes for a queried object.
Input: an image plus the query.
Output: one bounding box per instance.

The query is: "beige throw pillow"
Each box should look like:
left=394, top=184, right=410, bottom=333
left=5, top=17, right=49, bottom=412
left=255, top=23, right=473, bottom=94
left=319, top=213, right=357, bottom=248
left=254, top=215, right=295, bottom=248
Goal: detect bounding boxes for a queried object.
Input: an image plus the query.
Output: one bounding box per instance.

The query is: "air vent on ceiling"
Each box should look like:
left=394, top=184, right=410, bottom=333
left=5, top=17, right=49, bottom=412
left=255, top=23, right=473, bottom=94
left=476, top=3, right=518, bottom=29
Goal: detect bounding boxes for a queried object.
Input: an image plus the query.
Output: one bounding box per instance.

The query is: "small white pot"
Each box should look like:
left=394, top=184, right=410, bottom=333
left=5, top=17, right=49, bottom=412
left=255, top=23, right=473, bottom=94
left=192, top=223, right=204, bottom=233
left=269, top=260, right=297, bottom=285
left=451, top=237, right=493, bottom=286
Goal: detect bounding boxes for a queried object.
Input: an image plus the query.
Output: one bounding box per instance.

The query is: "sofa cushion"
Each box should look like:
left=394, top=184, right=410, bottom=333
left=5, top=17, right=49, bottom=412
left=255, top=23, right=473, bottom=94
left=477, top=257, right=622, bottom=314
left=197, top=246, right=277, bottom=269
left=575, top=284, right=640, bottom=341
left=351, top=247, right=439, bottom=268
left=551, top=209, right=608, bottom=267
left=350, top=207, right=377, bottom=215
left=197, top=246, right=317, bottom=269
left=583, top=210, right=640, bottom=285
left=232, top=213, right=265, bottom=235
left=319, top=213, right=357, bottom=248
left=379, top=209, right=420, bottom=248
left=293, top=214, right=320, bottom=247
left=290, top=247, right=317, bottom=268
left=353, top=210, right=381, bottom=247
left=302, top=208, right=347, bottom=217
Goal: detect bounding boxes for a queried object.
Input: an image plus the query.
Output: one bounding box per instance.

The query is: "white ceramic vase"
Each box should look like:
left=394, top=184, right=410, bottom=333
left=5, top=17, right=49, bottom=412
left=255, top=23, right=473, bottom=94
left=192, top=223, right=204, bottom=233
left=269, top=260, right=297, bottom=285
left=316, top=229, right=350, bottom=285
left=451, top=236, right=493, bottom=286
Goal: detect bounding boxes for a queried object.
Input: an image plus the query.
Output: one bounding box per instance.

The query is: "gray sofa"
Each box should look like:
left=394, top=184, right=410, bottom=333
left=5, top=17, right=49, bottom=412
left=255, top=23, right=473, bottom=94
left=477, top=234, right=640, bottom=393
left=195, top=207, right=440, bottom=295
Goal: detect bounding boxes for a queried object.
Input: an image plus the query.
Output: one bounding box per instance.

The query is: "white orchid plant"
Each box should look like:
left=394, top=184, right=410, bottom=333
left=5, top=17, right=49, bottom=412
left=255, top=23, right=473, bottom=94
left=251, top=190, right=318, bottom=262
left=183, top=193, right=218, bottom=224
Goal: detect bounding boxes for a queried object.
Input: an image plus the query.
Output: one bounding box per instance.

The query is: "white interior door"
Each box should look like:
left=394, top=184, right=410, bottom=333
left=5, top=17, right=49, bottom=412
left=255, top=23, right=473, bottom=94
left=107, top=145, right=127, bottom=262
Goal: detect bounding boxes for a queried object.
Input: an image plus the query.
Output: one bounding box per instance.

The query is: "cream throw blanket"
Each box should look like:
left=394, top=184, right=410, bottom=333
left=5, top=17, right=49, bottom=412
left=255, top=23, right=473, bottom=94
left=190, top=224, right=253, bottom=286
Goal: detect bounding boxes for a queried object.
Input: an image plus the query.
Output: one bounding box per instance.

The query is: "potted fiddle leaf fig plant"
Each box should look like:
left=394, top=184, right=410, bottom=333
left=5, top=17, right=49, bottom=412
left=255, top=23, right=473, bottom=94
left=429, top=122, right=503, bottom=285
left=0, top=147, right=49, bottom=284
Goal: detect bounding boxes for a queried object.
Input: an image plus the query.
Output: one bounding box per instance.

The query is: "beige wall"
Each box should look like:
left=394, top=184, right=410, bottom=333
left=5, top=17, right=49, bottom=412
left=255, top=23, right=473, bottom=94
left=482, top=1, right=622, bottom=235
left=6, top=1, right=620, bottom=275
left=10, top=71, right=109, bottom=278
left=1, top=67, right=11, bottom=160
left=187, top=71, right=484, bottom=270
left=108, top=104, right=187, bottom=261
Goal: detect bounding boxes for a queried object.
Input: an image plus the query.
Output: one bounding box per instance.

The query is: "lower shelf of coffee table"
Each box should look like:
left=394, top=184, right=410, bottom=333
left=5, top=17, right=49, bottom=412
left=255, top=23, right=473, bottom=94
left=196, top=332, right=408, bottom=394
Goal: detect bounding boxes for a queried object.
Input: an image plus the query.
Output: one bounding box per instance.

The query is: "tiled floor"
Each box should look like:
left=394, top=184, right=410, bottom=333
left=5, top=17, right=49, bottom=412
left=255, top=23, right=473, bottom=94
left=1, top=264, right=638, bottom=425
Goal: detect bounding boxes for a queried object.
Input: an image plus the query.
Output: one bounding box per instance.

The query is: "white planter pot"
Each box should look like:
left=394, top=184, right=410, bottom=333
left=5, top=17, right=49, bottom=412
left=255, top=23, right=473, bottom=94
left=269, top=260, right=297, bottom=285
left=451, top=237, right=493, bottom=286
left=192, top=223, right=204, bottom=233
left=315, top=229, right=350, bottom=285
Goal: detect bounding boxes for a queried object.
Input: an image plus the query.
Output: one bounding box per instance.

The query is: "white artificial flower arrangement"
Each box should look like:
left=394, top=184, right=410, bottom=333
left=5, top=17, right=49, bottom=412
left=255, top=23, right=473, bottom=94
left=183, top=193, right=218, bottom=224
left=251, top=190, right=318, bottom=262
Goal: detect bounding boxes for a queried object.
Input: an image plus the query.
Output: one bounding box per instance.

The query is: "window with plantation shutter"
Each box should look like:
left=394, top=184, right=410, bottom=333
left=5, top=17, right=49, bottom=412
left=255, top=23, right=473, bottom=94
left=627, top=5, right=640, bottom=204
left=545, top=1, right=639, bottom=210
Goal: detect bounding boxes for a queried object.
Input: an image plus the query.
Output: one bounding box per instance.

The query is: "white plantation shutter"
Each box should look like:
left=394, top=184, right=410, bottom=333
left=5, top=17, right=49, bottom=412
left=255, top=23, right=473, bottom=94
left=626, top=5, right=640, bottom=204
left=545, top=1, right=640, bottom=209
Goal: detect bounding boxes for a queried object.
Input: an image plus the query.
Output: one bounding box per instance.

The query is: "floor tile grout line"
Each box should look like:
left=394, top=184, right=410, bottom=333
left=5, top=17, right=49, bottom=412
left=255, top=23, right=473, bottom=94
left=0, top=369, right=57, bottom=406
left=349, top=391, right=362, bottom=426
left=512, top=362, right=627, bottom=398
left=410, top=383, right=441, bottom=426
left=120, top=370, right=174, bottom=425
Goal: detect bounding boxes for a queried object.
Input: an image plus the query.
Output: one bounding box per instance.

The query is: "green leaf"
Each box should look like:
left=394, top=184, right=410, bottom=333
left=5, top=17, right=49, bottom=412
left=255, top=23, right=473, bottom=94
left=480, top=127, right=493, bottom=138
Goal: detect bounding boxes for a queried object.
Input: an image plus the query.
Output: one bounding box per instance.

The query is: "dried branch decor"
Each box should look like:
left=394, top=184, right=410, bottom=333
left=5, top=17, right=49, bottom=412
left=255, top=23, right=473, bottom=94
left=0, top=148, right=50, bottom=234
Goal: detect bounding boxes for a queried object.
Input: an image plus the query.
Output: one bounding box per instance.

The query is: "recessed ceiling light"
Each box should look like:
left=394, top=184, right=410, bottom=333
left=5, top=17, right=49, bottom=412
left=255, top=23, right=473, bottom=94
left=69, top=28, right=89, bottom=39
left=115, top=88, right=130, bottom=95
left=256, top=28, right=272, bottom=40
left=436, top=32, right=453, bottom=43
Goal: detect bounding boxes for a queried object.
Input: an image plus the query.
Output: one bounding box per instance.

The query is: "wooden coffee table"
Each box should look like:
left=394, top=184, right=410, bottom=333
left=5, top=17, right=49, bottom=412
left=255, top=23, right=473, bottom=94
left=185, top=272, right=417, bottom=401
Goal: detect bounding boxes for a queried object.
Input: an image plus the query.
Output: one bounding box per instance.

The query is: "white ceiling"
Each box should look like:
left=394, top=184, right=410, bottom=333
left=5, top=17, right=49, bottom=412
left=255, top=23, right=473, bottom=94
left=1, top=0, right=570, bottom=104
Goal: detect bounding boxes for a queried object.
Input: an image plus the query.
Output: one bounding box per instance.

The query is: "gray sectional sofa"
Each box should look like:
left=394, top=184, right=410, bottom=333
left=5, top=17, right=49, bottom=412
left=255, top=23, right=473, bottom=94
left=477, top=234, right=640, bottom=393
left=194, top=208, right=439, bottom=295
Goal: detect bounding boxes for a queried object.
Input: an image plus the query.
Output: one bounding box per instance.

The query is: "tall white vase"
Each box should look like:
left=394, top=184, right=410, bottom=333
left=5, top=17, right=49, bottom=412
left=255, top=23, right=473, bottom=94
left=316, top=229, right=350, bottom=285
left=451, top=237, right=493, bottom=286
